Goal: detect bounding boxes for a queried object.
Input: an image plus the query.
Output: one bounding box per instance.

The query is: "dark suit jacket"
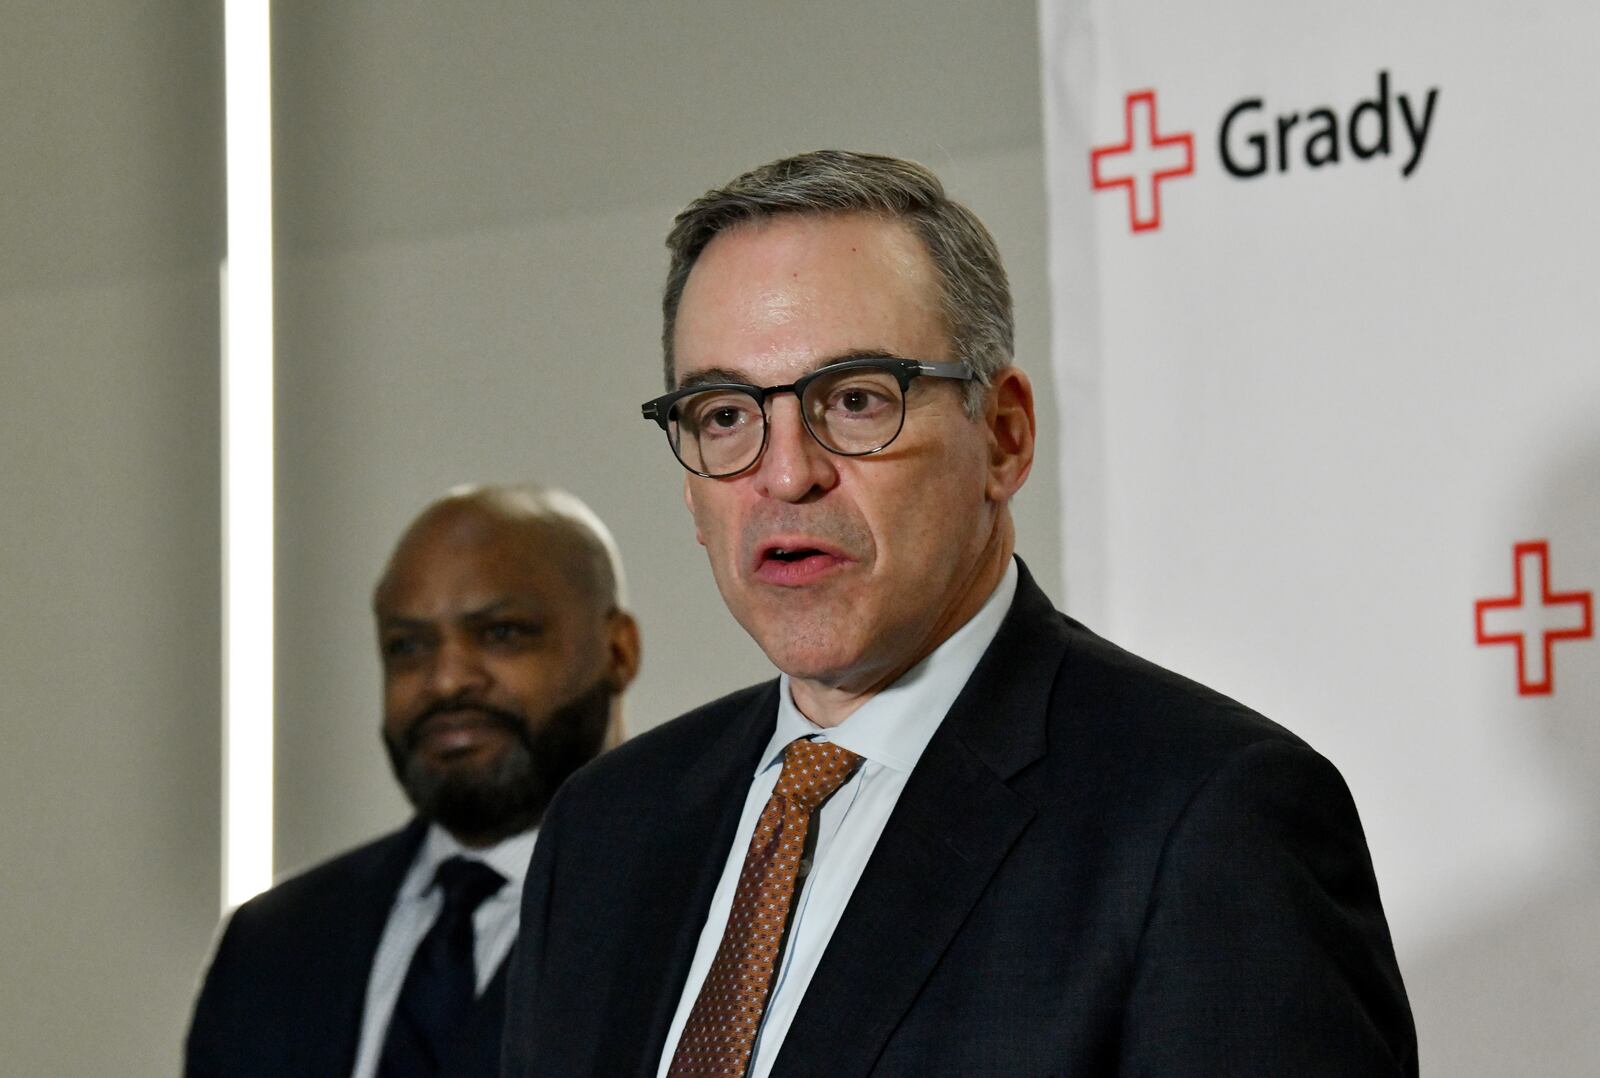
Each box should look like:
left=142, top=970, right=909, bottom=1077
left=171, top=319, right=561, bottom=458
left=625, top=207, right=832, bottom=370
left=186, top=819, right=510, bottom=1078
left=501, top=560, right=1417, bottom=1077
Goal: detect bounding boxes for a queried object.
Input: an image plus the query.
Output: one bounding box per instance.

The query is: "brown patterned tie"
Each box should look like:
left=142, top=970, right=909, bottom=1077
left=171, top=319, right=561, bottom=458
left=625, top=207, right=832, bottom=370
left=667, top=737, right=864, bottom=1077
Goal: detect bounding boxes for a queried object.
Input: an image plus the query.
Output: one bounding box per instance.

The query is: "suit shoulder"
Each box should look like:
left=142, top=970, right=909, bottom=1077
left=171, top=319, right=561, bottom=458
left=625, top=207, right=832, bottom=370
left=1047, top=614, right=1315, bottom=775
left=223, top=825, right=416, bottom=938
left=992, top=562, right=1305, bottom=763
left=1013, top=613, right=1372, bottom=888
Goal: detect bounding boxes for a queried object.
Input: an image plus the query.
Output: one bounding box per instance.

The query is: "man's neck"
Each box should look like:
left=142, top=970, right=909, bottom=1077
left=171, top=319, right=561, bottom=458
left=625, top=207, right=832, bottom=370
left=787, top=537, right=1014, bottom=728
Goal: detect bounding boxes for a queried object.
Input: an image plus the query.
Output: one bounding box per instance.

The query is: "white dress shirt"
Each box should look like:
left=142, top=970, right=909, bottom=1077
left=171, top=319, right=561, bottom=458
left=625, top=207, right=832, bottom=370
left=349, top=823, right=539, bottom=1078
left=656, top=560, right=1018, bottom=1078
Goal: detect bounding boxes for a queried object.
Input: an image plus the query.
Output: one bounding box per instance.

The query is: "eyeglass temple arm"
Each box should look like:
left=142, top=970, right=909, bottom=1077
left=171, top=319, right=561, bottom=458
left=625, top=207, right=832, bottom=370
left=912, top=360, right=976, bottom=381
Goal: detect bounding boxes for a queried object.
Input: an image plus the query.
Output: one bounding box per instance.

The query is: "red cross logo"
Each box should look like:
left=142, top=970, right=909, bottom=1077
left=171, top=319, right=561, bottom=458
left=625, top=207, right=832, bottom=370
left=1475, top=540, right=1594, bottom=696
left=1090, top=89, right=1195, bottom=234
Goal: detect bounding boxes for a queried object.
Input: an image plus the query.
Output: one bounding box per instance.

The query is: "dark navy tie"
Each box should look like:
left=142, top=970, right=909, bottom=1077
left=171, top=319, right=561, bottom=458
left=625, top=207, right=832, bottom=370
left=377, top=856, right=506, bottom=1078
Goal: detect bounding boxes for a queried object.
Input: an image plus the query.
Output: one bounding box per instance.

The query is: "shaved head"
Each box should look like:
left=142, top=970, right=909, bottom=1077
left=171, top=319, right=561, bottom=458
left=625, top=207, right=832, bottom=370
left=375, top=483, right=626, bottom=616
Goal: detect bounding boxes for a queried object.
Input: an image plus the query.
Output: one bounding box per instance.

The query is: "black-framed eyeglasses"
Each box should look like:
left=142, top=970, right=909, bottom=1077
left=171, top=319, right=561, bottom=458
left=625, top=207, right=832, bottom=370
left=640, top=356, right=976, bottom=478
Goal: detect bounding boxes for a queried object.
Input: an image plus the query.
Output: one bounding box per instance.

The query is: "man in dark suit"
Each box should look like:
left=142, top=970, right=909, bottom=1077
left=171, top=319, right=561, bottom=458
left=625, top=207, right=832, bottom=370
left=187, top=485, right=640, bottom=1078
left=501, top=151, right=1417, bottom=1077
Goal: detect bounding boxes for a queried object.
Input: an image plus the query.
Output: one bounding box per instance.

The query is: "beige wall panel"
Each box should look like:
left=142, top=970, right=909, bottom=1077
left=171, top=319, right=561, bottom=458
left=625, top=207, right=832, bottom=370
left=0, top=4, right=224, bottom=1072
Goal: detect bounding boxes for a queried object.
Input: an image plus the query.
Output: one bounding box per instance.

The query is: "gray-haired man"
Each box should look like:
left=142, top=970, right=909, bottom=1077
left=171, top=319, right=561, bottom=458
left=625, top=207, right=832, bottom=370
left=502, top=151, right=1416, bottom=1078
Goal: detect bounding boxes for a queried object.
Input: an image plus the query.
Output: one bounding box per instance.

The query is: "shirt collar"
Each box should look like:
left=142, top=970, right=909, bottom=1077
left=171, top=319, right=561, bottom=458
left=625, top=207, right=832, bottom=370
left=404, top=822, right=540, bottom=901
left=762, top=558, right=1019, bottom=776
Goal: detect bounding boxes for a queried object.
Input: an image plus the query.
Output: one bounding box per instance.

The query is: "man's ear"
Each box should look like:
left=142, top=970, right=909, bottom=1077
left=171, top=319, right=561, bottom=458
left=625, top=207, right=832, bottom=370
left=604, top=610, right=642, bottom=694
left=984, top=365, right=1036, bottom=503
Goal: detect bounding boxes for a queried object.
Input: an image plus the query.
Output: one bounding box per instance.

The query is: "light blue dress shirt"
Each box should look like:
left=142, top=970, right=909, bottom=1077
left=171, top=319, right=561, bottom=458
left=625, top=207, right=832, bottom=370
left=656, top=560, right=1018, bottom=1078
left=349, top=823, right=538, bottom=1078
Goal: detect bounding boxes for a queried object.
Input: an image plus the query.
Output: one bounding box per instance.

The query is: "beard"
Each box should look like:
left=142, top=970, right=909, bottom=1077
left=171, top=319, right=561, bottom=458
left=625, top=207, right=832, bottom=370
left=382, top=678, right=612, bottom=844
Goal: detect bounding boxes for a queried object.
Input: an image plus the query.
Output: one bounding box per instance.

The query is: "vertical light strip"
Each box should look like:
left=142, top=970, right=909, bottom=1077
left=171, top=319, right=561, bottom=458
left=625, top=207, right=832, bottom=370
left=222, top=0, right=274, bottom=909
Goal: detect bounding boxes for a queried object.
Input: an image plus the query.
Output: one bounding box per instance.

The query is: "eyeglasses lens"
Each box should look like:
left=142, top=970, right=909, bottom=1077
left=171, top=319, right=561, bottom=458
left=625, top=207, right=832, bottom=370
left=670, top=390, right=764, bottom=477
left=801, top=366, right=905, bottom=454
left=668, top=366, right=907, bottom=477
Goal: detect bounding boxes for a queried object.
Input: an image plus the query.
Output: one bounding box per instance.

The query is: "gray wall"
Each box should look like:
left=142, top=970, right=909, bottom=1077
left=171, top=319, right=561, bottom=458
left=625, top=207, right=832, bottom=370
left=0, top=3, right=225, bottom=1074
left=0, top=3, right=1055, bottom=1072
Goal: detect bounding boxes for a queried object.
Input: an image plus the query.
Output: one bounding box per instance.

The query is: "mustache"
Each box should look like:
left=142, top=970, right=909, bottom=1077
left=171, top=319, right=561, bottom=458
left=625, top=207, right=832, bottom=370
left=401, top=698, right=527, bottom=751
left=739, top=506, right=872, bottom=560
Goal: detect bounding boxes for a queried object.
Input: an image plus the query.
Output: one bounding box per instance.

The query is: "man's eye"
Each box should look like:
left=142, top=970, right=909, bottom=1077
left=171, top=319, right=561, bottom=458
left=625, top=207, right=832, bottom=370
left=827, top=385, right=893, bottom=417
left=687, top=395, right=757, bottom=435
left=382, top=637, right=421, bottom=660
left=484, top=622, right=537, bottom=644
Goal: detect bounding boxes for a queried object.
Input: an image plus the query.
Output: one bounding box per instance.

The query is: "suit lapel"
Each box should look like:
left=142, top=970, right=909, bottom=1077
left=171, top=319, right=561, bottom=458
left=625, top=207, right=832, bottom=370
left=593, top=683, right=782, bottom=1078
left=319, top=820, right=429, bottom=1075
left=773, top=562, right=1067, bottom=1078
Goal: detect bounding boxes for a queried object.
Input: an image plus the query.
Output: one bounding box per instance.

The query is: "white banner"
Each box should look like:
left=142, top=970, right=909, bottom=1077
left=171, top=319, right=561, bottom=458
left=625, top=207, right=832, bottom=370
left=1040, top=2, right=1600, bottom=1072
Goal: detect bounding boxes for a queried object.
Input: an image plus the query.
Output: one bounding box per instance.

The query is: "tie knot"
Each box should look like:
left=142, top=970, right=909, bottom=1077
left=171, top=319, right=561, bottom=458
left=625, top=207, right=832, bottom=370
left=773, top=738, right=863, bottom=812
left=431, top=856, right=505, bottom=914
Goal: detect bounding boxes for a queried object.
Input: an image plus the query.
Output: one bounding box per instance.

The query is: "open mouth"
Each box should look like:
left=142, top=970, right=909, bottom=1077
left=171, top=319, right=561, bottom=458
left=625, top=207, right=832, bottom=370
left=754, top=541, right=851, bottom=584
left=768, top=546, right=819, bottom=562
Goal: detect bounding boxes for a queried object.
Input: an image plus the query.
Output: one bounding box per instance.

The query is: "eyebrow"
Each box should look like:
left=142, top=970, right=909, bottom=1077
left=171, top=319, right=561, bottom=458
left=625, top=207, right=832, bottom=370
left=676, top=350, right=903, bottom=391
left=677, top=367, right=752, bottom=391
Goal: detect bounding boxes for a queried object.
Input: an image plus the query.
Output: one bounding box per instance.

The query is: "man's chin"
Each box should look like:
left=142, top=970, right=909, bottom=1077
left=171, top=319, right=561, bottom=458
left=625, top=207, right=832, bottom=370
left=754, top=632, right=875, bottom=689
left=737, top=594, right=866, bottom=662
left=395, top=742, right=547, bottom=843
left=412, top=781, right=547, bottom=846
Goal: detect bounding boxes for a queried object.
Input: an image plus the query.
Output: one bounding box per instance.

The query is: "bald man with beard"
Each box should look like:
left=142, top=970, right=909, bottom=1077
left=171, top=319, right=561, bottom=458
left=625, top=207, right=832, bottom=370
left=187, top=486, right=640, bottom=1078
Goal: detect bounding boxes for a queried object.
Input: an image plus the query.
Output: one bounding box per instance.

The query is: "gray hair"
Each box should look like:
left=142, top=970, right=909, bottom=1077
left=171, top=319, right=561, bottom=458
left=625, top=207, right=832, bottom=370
left=661, top=150, right=1014, bottom=417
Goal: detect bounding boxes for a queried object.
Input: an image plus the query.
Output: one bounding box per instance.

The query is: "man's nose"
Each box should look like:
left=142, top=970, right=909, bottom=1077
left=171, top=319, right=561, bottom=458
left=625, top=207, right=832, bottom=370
left=427, top=636, right=489, bottom=697
left=753, top=394, right=839, bottom=502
